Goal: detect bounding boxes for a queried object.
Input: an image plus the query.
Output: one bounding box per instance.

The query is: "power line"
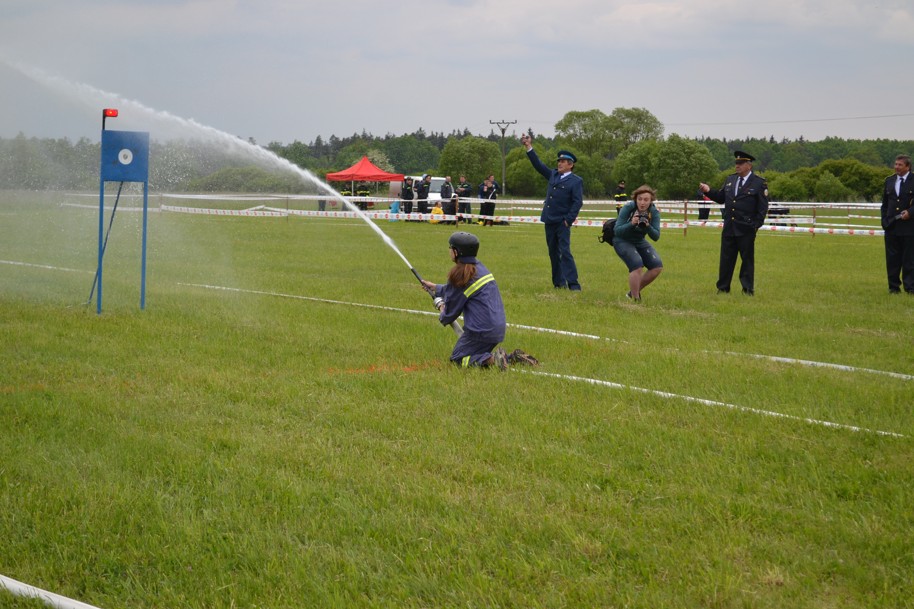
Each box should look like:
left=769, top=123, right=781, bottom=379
left=668, top=113, right=914, bottom=127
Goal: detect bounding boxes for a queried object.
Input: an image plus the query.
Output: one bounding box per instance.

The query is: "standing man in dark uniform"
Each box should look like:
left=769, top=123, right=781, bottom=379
left=456, top=175, right=474, bottom=224
left=699, top=150, right=769, bottom=295
left=881, top=154, right=914, bottom=293
left=416, top=174, right=432, bottom=217
left=400, top=176, right=415, bottom=217
left=521, top=133, right=584, bottom=291
left=613, top=180, right=629, bottom=214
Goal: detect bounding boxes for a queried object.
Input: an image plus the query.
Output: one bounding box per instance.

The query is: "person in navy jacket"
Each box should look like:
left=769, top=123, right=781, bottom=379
left=699, top=150, right=769, bottom=295
left=521, top=133, right=585, bottom=291
left=881, top=154, right=914, bottom=293
left=420, top=232, right=538, bottom=369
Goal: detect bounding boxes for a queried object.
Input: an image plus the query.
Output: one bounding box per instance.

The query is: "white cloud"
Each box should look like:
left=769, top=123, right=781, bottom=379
left=2, top=0, right=914, bottom=143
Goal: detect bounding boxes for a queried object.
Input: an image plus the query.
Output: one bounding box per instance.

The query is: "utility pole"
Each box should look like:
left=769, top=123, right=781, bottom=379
left=490, top=119, right=516, bottom=195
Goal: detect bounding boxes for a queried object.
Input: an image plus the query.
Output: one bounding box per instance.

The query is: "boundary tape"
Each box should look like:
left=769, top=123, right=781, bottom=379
left=518, top=370, right=906, bottom=438
left=179, top=282, right=909, bottom=437
left=179, top=282, right=913, bottom=383
left=2, top=261, right=906, bottom=436
left=158, top=205, right=885, bottom=236
left=0, top=573, right=104, bottom=609
left=0, top=259, right=93, bottom=274
left=3, top=260, right=906, bottom=384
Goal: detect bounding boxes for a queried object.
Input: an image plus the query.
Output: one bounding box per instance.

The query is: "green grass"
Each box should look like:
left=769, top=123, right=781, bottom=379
left=1, top=191, right=913, bottom=609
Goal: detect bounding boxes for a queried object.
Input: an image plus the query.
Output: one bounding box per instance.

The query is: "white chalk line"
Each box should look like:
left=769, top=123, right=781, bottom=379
left=179, top=282, right=913, bottom=382
left=0, top=259, right=93, bottom=274
left=518, top=370, right=906, bottom=438
left=2, top=260, right=907, bottom=435
left=180, top=282, right=908, bottom=438
left=717, top=351, right=914, bottom=382
left=0, top=573, right=104, bottom=609
left=2, top=259, right=906, bottom=383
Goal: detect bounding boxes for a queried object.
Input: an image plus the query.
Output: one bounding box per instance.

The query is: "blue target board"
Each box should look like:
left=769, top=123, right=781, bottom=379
left=94, top=119, right=151, bottom=314
left=100, top=130, right=149, bottom=183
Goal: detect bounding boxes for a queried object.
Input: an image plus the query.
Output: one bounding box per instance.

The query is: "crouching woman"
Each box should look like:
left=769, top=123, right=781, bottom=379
left=614, top=184, right=663, bottom=302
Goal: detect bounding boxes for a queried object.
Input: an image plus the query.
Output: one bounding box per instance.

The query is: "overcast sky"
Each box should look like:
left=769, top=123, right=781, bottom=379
left=2, top=0, right=913, bottom=146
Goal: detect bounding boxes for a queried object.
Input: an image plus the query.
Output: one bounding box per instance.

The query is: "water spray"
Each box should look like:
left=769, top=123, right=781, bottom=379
left=10, top=61, right=463, bottom=334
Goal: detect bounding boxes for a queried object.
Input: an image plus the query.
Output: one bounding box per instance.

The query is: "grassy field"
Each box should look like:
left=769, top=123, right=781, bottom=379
left=1, top=191, right=912, bottom=609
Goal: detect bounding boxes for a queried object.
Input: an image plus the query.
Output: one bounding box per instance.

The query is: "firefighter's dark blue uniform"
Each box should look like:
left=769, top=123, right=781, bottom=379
left=431, top=258, right=506, bottom=367
left=704, top=152, right=769, bottom=294
left=526, top=148, right=584, bottom=290
left=881, top=170, right=914, bottom=293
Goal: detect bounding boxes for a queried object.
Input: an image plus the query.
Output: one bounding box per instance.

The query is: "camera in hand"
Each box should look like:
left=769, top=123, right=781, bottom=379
left=635, top=212, right=650, bottom=227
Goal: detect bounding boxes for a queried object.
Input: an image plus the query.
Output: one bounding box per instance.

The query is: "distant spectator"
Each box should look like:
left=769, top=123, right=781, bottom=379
left=440, top=176, right=454, bottom=201
left=429, top=201, right=444, bottom=224
left=439, top=176, right=455, bottom=224
left=487, top=174, right=501, bottom=194
left=456, top=174, right=474, bottom=223
left=613, top=180, right=628, bottom=214
left=442, top=194, right=458, bottom=225
left=478, top=178, right=497, bottom=226
left=400, top=176, right=414, bottom=216
left=416, top=174, right=432, bottom=216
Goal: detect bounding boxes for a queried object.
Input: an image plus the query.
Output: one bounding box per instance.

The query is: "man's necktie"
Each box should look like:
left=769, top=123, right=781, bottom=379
left=736, top=177, right=744, bottom=195
left=898, top=176, right=904, bottom=196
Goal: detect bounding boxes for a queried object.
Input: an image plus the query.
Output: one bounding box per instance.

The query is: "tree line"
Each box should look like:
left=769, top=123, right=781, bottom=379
left=1, top=107, right=912, bottom=202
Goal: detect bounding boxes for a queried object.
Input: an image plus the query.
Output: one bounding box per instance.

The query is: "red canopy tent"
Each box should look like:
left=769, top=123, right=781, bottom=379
left=325, top=156, right=404, bottom=193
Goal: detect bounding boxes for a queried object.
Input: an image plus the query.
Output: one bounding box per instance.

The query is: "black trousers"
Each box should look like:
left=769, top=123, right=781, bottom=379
left=884, top=231, right=914, bottom=292
left=718, top=231, right=756, bottom=292
left=458, top=201, right=472, bottom=222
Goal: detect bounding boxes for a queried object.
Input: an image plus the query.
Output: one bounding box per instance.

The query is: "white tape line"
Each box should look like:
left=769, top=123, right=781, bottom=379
left=518, top=369, right=906, bottom=438
left=184, top=281, right=905, bottom=437
left=719, top=351, right=914, bottom=382
left=0, top=259, right=93, bottom=274
left=1, top=262, right=905, bottom=383
left=179, top=282, right=912, bottom=382
left=0, top=573, right=105, bottom=609
left=160, top=205, right=886, bottom=236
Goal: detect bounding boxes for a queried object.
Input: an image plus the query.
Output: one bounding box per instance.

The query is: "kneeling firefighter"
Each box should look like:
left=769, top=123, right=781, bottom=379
left=420, top=232, right=539, bottom=369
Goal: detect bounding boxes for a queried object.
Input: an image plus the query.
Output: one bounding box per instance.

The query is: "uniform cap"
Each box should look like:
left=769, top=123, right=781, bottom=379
left=557, top=150, right=577, bottom=163
left=734, top=150, right=755, bottom=163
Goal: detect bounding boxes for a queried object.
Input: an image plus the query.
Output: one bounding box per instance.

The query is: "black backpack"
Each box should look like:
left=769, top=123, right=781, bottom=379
left=598, top=218, right=616, bottom=245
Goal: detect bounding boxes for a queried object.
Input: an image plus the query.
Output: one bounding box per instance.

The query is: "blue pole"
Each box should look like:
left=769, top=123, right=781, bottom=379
left=140, top=180, right=148, bottom=309
left=97, top=177, right=104, bottom=314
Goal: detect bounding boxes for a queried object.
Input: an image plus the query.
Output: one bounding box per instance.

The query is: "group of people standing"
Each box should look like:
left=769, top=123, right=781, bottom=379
left=521, top=137, right=774, bottom=298
left=420, top=143, right=914, bottom=372
left=522, top=141, right=914, bottom=299
left=518, top=137, right=772, bottom=299
left=398, top=174, right=502, bottom=226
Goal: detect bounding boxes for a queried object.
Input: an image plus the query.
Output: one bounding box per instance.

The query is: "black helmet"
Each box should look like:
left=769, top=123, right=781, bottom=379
left=448, top=231, right=479, bottom=258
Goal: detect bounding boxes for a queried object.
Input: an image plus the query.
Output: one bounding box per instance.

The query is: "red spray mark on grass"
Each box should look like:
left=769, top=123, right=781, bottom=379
left=327, top=361, right=442, bottom=375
